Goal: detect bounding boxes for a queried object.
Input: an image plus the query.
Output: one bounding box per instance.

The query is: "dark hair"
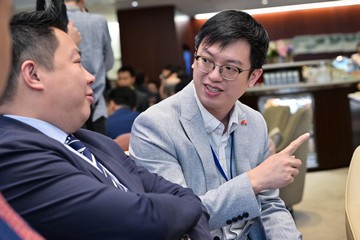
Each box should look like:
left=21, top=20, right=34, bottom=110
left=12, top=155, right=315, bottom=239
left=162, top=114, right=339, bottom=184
left=0, top=5, right=67, bottom=104
left=107, top=87, right=137, bottom=109
left=147, top=80, right=160, bottom=90
left=194, top=10, right=269, bottom=70
left=117, top=65, right=136, bottom=77
left=36, top=0, right=69, bottom=30
left=64, top=0, right=81, bottom=3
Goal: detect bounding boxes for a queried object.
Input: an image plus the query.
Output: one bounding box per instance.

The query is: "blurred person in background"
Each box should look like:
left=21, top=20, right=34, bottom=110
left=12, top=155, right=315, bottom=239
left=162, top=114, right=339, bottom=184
left=116, top=65, right=149, bottom=112
left=159, top=64, right=183, bottom=100
left=106, top=86, right=140, bottom=139
left=146, top=80, right=161, bottom=106
left=65, top=0, right=114, bottom=134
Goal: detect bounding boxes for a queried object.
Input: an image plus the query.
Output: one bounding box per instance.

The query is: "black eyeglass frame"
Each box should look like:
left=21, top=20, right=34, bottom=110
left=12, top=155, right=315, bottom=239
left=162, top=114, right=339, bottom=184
left=194, top=55, right=253, bottom=81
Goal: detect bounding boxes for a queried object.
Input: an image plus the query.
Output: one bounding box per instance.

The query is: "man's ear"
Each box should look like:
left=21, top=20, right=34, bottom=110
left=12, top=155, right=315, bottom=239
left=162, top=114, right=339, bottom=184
left=20, top=60, right=45, bottom=91
left=248, top=68, right=263, bottom=88
left=108, top=100, right=116, bottom=114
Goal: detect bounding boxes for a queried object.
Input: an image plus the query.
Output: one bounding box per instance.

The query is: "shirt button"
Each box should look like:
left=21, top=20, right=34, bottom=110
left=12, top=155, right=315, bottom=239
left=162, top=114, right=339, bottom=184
left=238, top=215, right=243, bottom=220
left=226, top=219, right=232, bottom=225
left=213, top=236, right=220, bottom=240
left=243, top=212, right=249, bottom=218
left=232, top=217, right=238, bottom=222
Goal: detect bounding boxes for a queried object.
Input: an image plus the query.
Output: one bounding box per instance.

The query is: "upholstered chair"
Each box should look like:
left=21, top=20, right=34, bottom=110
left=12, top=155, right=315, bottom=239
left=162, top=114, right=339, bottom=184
left=263, top=106, right=312, bottom=213
left=345, top=146, right=360, bottom=240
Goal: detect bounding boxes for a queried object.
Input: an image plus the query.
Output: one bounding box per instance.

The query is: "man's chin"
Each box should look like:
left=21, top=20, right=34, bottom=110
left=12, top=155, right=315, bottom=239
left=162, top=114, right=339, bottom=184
left=78, top=112, right=91, bottom=128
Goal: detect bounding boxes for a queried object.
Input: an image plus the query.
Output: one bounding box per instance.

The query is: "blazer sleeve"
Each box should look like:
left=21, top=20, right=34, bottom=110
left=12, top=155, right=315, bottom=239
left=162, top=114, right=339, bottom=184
left=100, top=16, right=114, bottom=71
left=0, top=135, right=210, bottom=240
left=135, top=165, right=211, bottom=240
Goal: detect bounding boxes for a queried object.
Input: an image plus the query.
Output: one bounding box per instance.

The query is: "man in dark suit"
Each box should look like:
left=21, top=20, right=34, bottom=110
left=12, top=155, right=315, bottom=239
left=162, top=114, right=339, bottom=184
left=105, top=86, right=140, bottom=139
left=0, top=6, right=210, bottom=240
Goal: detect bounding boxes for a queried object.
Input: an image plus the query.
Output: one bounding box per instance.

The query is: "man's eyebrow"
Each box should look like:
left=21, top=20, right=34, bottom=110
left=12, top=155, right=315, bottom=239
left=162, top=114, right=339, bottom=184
left=200, top=48, right=245, bottom=66
left=71, top=48, right=81, bottom=58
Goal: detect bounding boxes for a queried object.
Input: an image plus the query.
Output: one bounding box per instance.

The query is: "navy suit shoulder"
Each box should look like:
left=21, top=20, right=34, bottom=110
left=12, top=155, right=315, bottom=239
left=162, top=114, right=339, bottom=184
left=105, top=108, right=140, bottom=138
left=0, top=116, right=210, bottom=239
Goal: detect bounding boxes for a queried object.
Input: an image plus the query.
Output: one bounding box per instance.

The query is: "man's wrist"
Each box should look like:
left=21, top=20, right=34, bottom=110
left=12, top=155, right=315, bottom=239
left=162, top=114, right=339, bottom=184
left=248, top=170, right=263, bottom=194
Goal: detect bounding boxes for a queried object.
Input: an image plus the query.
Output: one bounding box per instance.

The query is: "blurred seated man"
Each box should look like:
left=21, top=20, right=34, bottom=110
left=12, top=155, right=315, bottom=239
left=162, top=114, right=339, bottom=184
left=116, top=65, right=149, bottom=112
left=106, top=86, right=140, bottom=139
left=146, top=80, right=161, bottom=106
left=159, top=64, right=183, bottom=100
left=0, top=7, right=210, bottom=240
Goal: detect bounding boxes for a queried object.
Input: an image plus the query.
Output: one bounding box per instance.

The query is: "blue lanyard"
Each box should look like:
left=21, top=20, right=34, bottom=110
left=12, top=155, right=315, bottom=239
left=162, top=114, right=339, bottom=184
left=210, top=132, right=234, bottom=181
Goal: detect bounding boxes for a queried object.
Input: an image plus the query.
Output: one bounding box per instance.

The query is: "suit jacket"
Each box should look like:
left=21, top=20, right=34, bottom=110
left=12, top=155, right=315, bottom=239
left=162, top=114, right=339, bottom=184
left=0, top=116, right=210, bottom=240
left=135, top=90, right=150, bottom=113
left=130, top=81, right=301, bottom=240
left=106, top=107, right=140, bottom=139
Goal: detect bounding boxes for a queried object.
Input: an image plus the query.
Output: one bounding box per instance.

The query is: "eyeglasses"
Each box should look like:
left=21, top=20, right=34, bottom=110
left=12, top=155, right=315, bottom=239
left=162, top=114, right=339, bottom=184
left=194, top=55, right=252, bottom=81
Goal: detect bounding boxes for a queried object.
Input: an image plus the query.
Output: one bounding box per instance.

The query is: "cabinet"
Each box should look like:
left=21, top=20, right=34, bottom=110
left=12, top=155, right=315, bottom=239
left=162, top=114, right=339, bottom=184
left=259, top=59, right=331, bottom=86
left=242, top=75, right=360, bottom=171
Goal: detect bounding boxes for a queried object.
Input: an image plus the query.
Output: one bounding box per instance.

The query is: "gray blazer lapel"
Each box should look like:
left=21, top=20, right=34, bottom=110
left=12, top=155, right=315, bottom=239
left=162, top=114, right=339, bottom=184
left=179, top=83, right=222, bottom=190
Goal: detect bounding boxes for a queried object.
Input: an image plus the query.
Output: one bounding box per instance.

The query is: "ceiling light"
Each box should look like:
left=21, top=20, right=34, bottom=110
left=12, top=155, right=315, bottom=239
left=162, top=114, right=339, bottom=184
left=194, top=0, right=360, bottom=19
left=131, top=1, right=138, bottom=7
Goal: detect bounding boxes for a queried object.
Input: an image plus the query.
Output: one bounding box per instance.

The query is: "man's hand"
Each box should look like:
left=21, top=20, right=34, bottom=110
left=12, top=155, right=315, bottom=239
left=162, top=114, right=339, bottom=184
left=248, top=132, right=310, bottom=194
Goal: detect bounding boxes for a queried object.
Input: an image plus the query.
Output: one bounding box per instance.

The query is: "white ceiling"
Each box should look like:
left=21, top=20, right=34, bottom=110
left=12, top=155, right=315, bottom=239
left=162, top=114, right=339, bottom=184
left=12, top=0, right=340, bottom=21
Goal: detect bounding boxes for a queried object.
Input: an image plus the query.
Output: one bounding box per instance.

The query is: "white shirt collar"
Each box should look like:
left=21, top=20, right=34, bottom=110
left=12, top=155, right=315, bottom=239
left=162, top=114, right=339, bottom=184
left=4, top=115, right=68, bottom=144
left=192, top=84, right=239, bottom=137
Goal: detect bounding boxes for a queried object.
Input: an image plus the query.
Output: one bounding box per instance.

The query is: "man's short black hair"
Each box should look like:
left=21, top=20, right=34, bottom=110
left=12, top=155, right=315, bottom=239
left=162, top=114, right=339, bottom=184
left=107, top=87, right=137, bottom=109
left=117, top=65, right=136, bottom=77
left=194, top=10, right=269, bottom=70
left=0, top=4, right=67, bottom=105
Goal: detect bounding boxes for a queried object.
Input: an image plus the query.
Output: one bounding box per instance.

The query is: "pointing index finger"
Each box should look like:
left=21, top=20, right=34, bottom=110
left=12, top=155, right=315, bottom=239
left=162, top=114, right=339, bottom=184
left=280, top=132, right=310, bottom=156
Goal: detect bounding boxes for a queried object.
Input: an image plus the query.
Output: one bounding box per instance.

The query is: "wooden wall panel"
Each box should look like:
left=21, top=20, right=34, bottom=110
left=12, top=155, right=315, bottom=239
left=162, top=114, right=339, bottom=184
left=117, top=6, right=183, bottom=83
left=191, top=5, right=360, bottom=41
left=253, top=5, right=360, bottom=40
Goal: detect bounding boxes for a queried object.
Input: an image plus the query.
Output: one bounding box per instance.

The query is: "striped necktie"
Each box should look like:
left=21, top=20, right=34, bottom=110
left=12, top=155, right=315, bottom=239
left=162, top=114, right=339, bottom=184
left=65, top=134, right=128, bottom=191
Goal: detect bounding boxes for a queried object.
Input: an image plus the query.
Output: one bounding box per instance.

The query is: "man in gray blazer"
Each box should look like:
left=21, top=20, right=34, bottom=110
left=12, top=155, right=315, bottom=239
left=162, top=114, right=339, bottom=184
left=130, top=10, right=309, bottom=240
